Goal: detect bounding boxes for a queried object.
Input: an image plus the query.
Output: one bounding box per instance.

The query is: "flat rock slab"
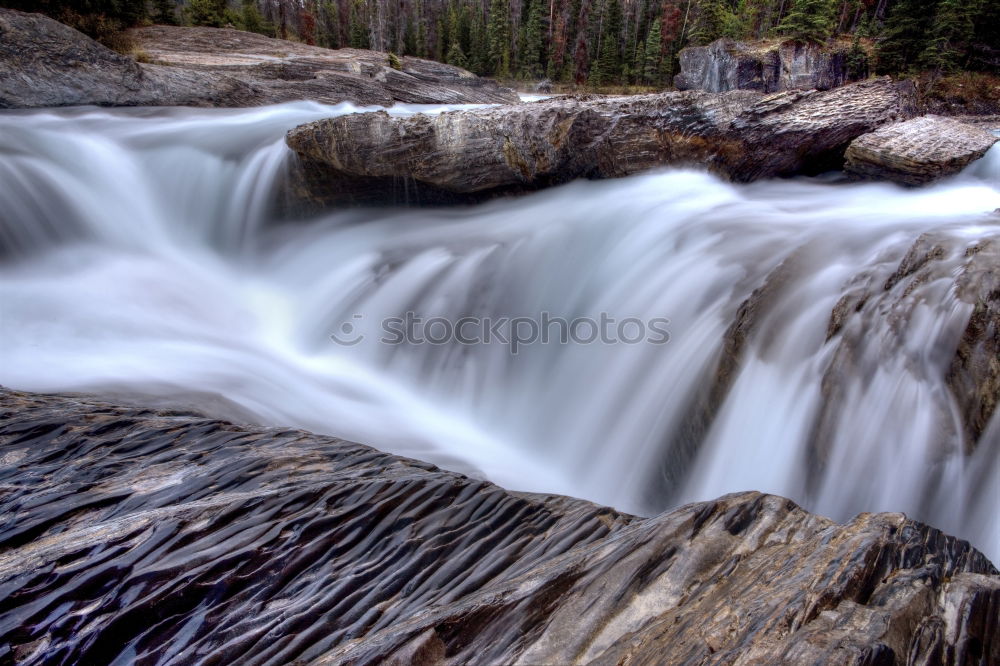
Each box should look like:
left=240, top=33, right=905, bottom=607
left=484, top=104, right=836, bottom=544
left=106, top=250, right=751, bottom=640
left=0, top=10, right=517, bottom=109
left=845, top=115, right=999, bottom=185
left=0, top=387, right=997, bottom=665
left=285, top=78, right=916, bottom=205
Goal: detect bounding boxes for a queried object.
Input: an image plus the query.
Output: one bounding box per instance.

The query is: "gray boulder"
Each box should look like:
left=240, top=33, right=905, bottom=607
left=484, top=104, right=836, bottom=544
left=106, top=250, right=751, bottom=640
left=286, top=78, right=916, bottom=205
left=675, top=38, right=849, bottom=94
left=845, top=115, right=999, bottom=185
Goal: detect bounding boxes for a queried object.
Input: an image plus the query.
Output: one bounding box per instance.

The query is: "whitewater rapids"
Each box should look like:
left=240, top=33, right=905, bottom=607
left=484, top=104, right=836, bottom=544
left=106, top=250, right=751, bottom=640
left=1, top=102, right=998, bottom=561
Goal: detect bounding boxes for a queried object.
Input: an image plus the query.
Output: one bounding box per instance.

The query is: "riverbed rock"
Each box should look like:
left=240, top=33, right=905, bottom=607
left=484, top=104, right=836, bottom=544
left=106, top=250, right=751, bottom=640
left=845, top=115, right=999, bottom=185
left=286, top=77, right=916, bottom=205
left=674, top=38, right=850, bottom=93
left=0, top=387, right=997, bottom=665
left=0, top=9, right=517, bottom=109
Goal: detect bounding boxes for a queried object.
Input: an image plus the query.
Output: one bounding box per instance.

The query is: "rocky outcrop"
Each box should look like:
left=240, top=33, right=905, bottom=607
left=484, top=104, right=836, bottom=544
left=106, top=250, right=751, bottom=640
left=0, top=9, right=259, bottom=108
left=0, top=9, right=517, bottom=109
left=845, top=115, right=999, bottom=185
left=131, top=25, right=519, bottom=106
left=1, top=387, right=997, bottom=665
left=674, top=39, right=850, bottom=94
left=286, top=77, right=916, bottom=205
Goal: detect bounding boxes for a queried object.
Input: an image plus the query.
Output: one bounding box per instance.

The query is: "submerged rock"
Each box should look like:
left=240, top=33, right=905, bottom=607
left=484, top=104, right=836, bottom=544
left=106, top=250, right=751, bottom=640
left=0, top=387, right=997, bottom=665
left=845, top=115, right=999, bottom=185
left=674, top=38, right=850, bottom=94
left=0, top=9, right=517, bottom=109
left=286, top=78, right=915, bottom=205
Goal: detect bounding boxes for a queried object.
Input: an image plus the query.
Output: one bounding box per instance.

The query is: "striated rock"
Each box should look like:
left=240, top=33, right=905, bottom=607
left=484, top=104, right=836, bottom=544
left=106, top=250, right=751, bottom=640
left=845, top=115, right=999, bottom=185
left=0, top=9, right=259, bottom=108
left=0, top=10, right=517, bottom=110
left=132, top=25, right=519, bottom=106
left=1, top=387, right=997, bottom=665
left=286, top=78, right=915, bottom=205
left=674, top=38, right=849, bottom=94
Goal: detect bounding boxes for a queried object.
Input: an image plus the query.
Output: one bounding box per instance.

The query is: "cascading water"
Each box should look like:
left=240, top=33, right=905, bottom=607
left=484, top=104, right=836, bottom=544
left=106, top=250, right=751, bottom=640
left=1, top=103, right=998, bottom=562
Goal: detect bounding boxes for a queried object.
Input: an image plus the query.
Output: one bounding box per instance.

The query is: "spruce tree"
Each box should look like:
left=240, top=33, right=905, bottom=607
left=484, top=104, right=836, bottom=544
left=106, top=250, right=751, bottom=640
left=643, top=18, right=663, bottom=84
left=186, top=0, right=223, bottom=27
left=875, top=0, right=936, bottom=73
left=776, top=0, right=836, bottom=44
left=920, top=0, right=975, bottom=72
left=487, top=0, right=511, bottom=77
left=447, top=41, right=469, bottom=68
left=693, top=0, right=735, bottom=45
left=519, top=0, right=546, bottom=79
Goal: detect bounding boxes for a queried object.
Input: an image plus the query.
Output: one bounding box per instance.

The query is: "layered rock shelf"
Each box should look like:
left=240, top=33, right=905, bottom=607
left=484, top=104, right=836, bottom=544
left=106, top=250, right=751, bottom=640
left=845, top=115, right=999, bottom=185
left=0, top=9, right=517, bottom=110
left=0, top=388, right=997, bottom=665
left=285, top=77, right=917, bottom=205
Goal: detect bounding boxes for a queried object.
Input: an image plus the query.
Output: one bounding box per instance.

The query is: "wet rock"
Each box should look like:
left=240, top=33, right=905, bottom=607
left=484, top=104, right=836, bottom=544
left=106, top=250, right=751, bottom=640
left=674, top=39, right=849, bottom=94
left=286, top=78, right=915, bottom=205
left=0, top=387, right=997, bottom=665
left=845, top=115, right=999, bottom=185
left=0, top=10, right=517, bottom=109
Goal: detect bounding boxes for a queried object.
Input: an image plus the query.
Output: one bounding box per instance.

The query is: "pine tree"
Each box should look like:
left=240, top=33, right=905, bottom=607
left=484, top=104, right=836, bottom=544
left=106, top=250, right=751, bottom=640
left=186, top=0, right=224, bottom=27
left=643, top=17, right=663, bottom=84
left=591, top=0, right=623, bottom=85
left=920, top=0, right=975, bottom=72
left=349, top=0, right=369, bottom=48
left=447, top=40, right=469, bottom=68
left=875, top=0, right=936, bottom=73
left=693, top=0, right=735, bottom=45
left=776, top=0, right=836, bottom=43
left=519, top=0, right=546, bottom=78
left=487, top=0, right=511, bottom=76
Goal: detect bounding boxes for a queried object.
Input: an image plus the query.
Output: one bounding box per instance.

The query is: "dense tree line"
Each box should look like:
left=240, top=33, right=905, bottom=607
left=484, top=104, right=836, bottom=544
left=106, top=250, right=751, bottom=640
left=4, top=0, right=998, bottom=85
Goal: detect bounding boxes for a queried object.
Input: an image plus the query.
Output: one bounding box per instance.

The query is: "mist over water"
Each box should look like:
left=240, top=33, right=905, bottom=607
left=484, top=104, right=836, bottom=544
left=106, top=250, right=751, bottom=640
left=2, top=103, right=998, bottom=561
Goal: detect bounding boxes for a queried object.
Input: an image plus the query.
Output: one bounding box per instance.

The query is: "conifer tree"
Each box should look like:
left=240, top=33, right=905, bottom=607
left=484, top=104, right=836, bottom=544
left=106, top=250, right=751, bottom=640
left=186, top=0, right=224, bottom=27
left=487, top=0, right=512, bottom=76
left=447, top=41, right=469, bottom=68
left=643, top=17, right=663, bottom=83
left=692, top=0, right=735, bottom=44
left=875, top=0, right=935, bottom=73
left=519, top=0, right=546, bottom=78
left=920, top=0, right=975, bottom=72
left=776, top=0, right=836, bottom=43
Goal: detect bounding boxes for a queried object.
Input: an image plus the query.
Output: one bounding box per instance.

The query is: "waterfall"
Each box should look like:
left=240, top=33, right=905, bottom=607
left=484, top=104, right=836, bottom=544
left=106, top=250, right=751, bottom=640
left=1, top=103, right=998, bottom=562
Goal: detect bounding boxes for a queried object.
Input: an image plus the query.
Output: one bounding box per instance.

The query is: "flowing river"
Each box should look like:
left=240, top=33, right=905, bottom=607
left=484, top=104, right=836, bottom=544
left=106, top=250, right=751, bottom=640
left=1, top=102, right=998, bottom=561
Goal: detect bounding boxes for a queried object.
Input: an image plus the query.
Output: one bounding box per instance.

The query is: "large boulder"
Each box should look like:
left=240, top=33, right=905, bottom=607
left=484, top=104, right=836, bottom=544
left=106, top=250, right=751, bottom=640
left=0, top=9, right=259, bottom=108
left=285, top=78, right=916, bottom=205
left=0, top=387, right=997, bottom=664
left=674, top=38, right=849, bottom=94
left=845, top=115, right=999, bottom=185
left=0, top=10, right=518, bottom=109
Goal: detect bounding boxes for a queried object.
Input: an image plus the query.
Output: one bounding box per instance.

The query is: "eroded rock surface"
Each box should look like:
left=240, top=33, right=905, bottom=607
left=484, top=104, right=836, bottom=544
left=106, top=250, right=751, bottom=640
left=845, top=115, right=999, bottom=185
left=132, top=25, right=519, bottom=106
left=1, top=388, right=997, bottom=665
left=674, top=38, right=850, bottom=93
left=285, top=77, right=915, bottom=205
left=0, top=9, right=517, bottom=109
